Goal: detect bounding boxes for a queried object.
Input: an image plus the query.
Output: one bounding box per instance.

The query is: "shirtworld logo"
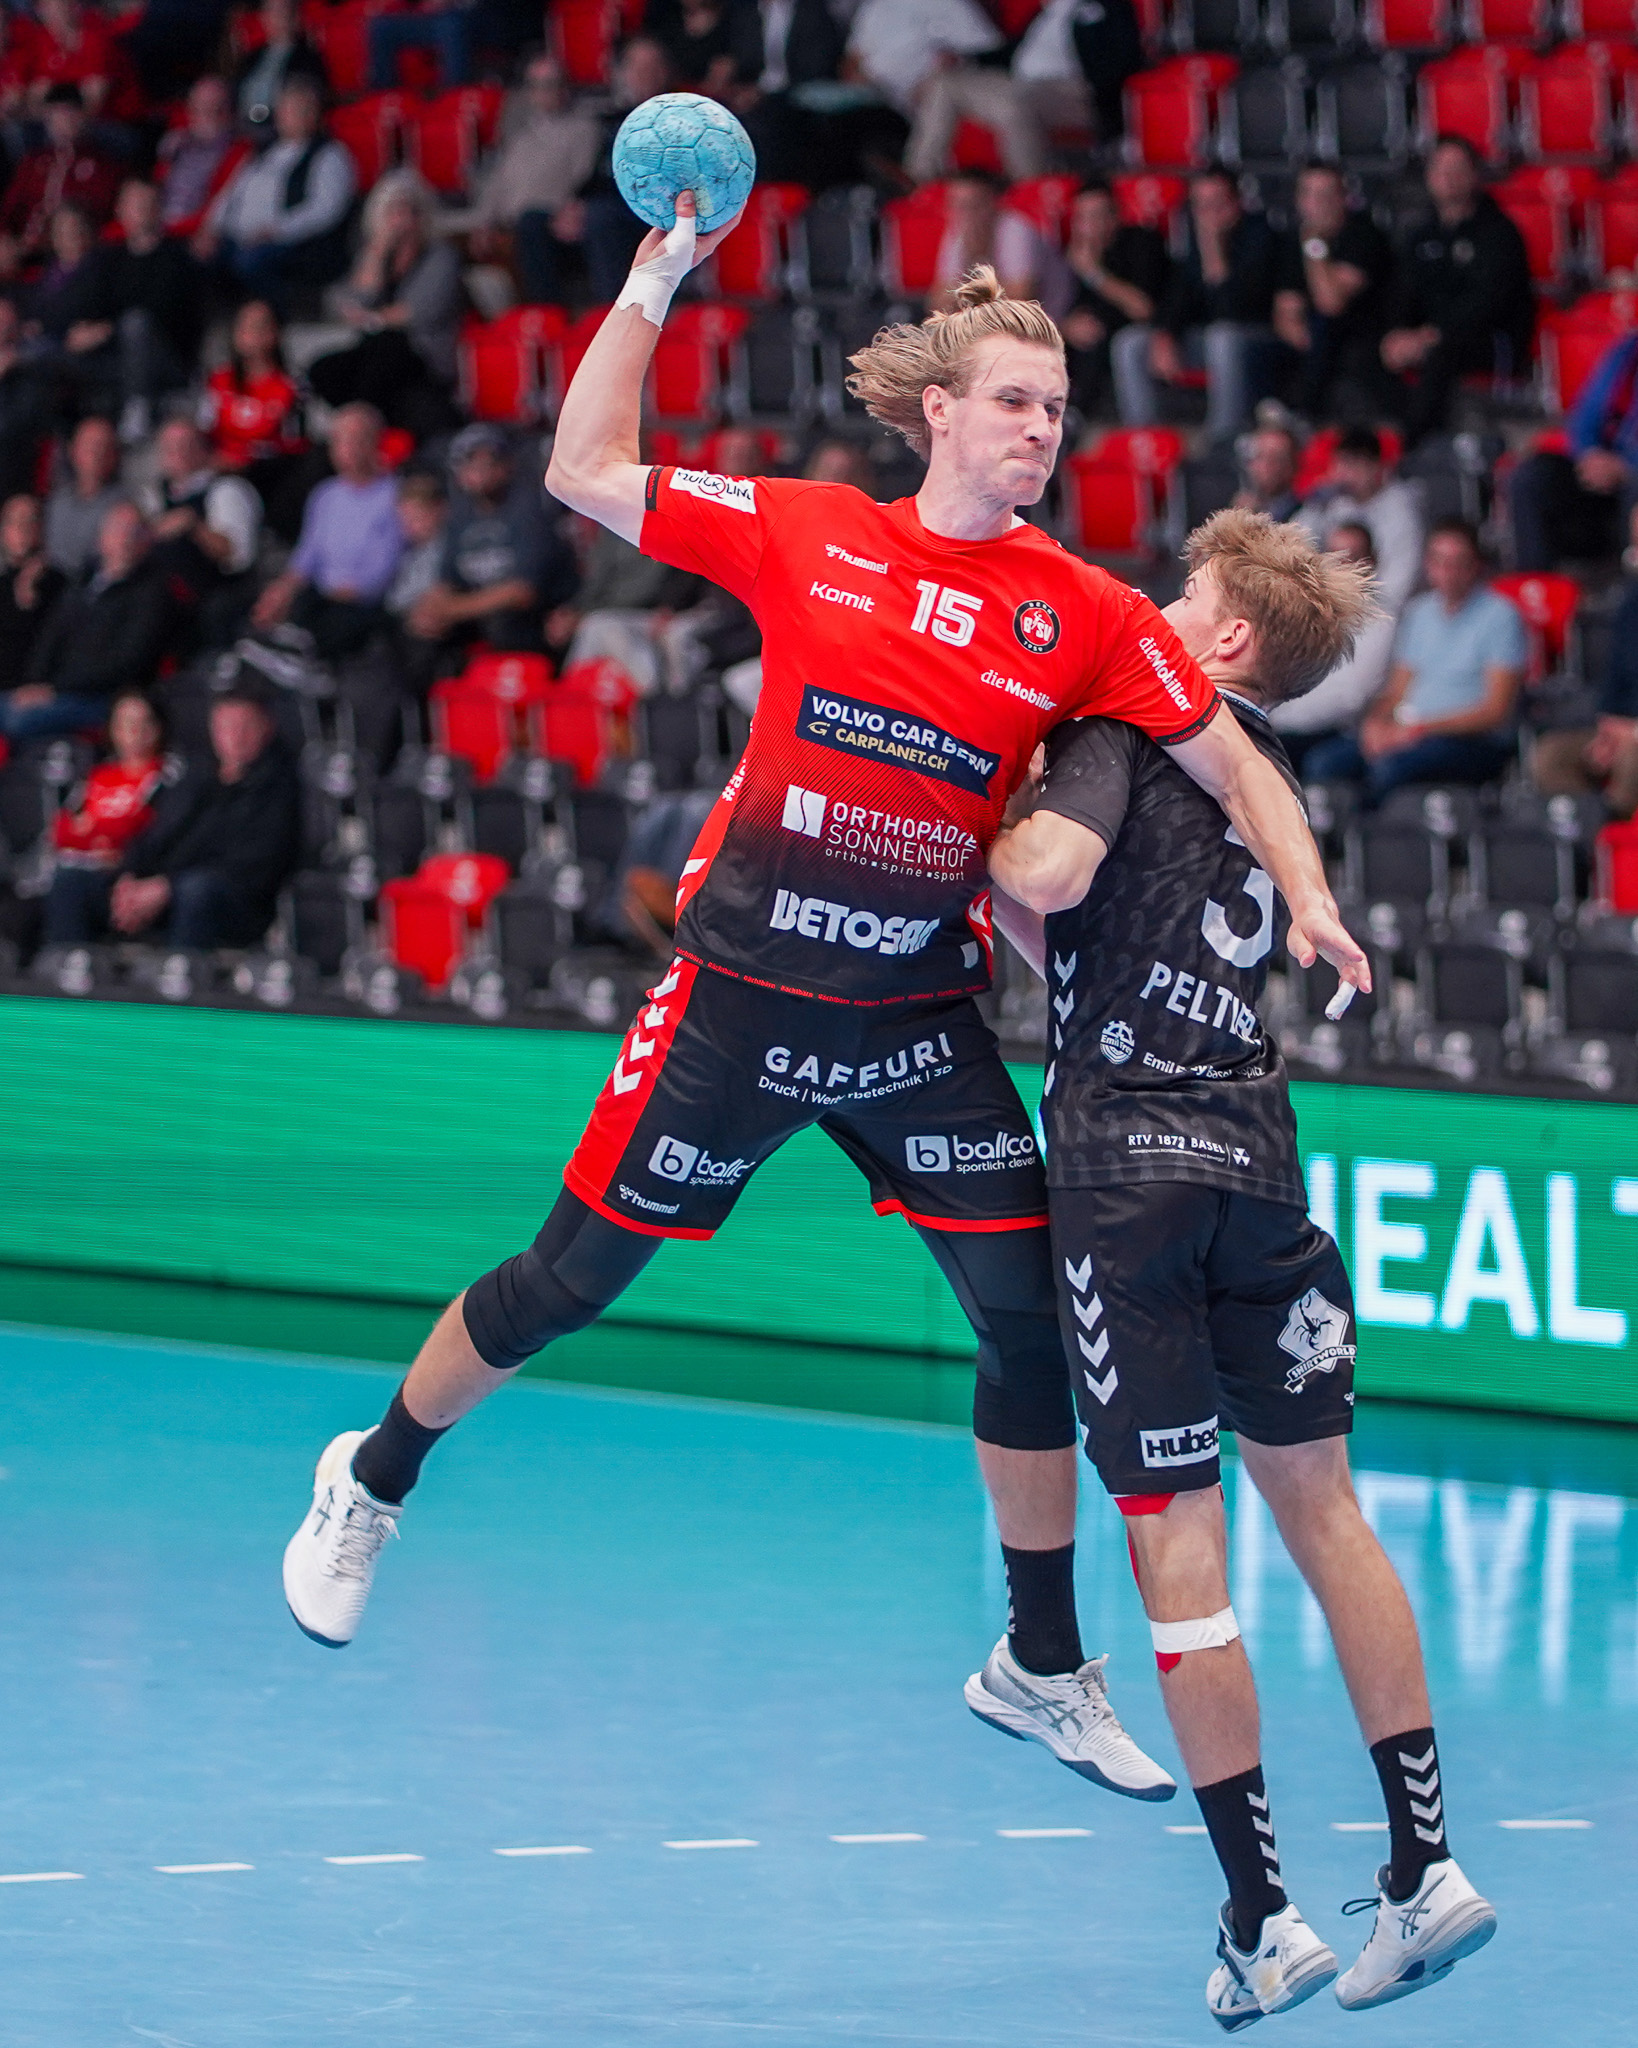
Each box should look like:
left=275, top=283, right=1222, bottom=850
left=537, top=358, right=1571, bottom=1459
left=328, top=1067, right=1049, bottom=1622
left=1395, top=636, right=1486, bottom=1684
left=798, top=685, right=1001, bottom=797
left=671, top=469, right=757, bottom=514
left=648, top=1135, right=754, bottom=1187
left=904, top=1132, right=1037, bottom=1174
left=769, top=891, right=939, bottom=957
left=1140, top=1418, right=1220, bottom=1469
left=1276, top=1287, right=1356, bottom=1393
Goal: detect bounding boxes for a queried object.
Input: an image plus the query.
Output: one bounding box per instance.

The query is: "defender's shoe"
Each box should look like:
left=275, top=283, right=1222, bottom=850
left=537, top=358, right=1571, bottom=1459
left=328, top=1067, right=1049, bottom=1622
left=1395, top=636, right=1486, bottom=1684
left=1207, top=1902, right=1339, bottom=2032
left=1334, top=1858, right=1496, bottom=2011
left=282, top=1429, right=400, bottom=1647
left=964, top=1635, right=1177, bottom=1800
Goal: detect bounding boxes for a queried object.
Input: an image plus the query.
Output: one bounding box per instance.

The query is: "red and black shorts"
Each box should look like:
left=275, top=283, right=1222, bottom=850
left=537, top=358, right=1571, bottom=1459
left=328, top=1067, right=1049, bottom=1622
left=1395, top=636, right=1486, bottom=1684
left=564, top=958, right=1048, bottom=1239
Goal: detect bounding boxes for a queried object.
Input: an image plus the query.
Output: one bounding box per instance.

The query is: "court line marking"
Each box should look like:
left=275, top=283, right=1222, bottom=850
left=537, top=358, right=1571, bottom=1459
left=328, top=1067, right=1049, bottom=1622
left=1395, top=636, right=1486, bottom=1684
left=997, top=1828, right=1092, bottom=1839
left=1165, top=1825, right=1209, bottom=1835
left=494, top=1846, right=592, bottom=1858
left=155, top=1862, right=254, bottom=1874
left=829, top=1833, right=925, bottom=1844
left=0, top=1871, right=83, bottom=1884
left=1331, top=1822, right=1389, bottom=1833
left=323, top=1853, right=425, bottom=1865
left=1498, top=1818, right=1593, bottom=1829
left=663, top=1839, right=758, bottom=1851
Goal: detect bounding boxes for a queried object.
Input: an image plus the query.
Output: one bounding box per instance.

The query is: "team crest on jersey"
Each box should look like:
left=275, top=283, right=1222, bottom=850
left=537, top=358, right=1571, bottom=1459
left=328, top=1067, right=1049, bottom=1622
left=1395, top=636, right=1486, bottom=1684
left=1013, top=599, right=1061, bottom=654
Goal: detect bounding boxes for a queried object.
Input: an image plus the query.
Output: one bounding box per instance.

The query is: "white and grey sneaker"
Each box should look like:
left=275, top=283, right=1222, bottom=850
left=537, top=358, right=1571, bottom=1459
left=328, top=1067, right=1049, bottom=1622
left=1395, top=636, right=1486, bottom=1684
left=1334, top=1858, right=1496, bottom=2011
left=282, top=1429, right=400, bottom=1647
left=963, top=1635, right=1176, bottom=1801
left=1207, top=1901, right=1338, bottom=2032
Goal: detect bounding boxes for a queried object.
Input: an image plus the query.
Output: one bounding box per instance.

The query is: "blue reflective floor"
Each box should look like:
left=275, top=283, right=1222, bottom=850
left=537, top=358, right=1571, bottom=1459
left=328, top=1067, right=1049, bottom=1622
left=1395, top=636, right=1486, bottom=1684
left=2, top=1323, right=1635, bottom=2046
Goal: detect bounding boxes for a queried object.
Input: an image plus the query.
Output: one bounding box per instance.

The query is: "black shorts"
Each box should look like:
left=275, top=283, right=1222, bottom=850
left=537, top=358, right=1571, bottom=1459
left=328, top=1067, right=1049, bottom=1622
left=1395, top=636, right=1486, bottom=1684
left=564, top=957, right=1049, bottom=1238
left=1050, top=1180, right=1356, bottom=1496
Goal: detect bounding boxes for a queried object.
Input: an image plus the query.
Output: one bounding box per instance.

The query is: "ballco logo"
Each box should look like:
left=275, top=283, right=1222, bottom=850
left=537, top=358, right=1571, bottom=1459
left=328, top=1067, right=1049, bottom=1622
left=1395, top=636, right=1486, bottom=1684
left=1140, top=1418, right=1220, bottom=1469
left=648, top=1135, right=752, bottom=1186
left=905, top=1131, right=1037, bottom=1173
left=1101, top=1020, right=1135, bottom=1064
left=1013, top=599, right=1061, bottom=654
left=770, top=890, right=938, bottom=956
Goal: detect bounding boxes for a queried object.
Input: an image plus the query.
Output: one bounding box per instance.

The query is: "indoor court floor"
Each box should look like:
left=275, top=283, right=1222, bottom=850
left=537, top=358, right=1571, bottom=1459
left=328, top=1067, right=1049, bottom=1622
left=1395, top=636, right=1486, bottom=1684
left=2, top=1321, right=1634, bottom=2046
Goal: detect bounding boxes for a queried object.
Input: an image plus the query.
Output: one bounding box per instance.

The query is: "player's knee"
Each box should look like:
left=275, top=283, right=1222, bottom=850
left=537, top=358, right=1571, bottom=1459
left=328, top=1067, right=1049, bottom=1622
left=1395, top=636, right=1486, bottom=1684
left=462, top=1242, right=604, bottom=1370
left=971, top=1309, right=1076, bottom=1451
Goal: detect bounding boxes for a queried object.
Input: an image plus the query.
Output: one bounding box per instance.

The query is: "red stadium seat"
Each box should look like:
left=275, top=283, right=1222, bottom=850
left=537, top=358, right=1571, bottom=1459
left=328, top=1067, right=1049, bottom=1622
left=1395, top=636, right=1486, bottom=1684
left=1004, top=174, right=1082, bottom=246
left=379, top=878, right=465, bottom=988
left=1563, top=0, right=1638, bottom=29
left=1365, top=0, right=1453, bottom=48
left=526, top=659, right=637, bottom=788
left=304, top=0, right=400, bottom=99
left=416, top=851, right=511, bottom=923
left=996, top=0, right=1048, bottom=29
left=1595, top=819, right=1638, bottom=911
left=1111, top=171, right=1188, bottom=245
left=952, top=119, right=1006, bottom=173
left=553, top=0, right=617, bottom=85
left=459, top=306, right=569, bottom=423
left=430, top=681, right=515, bottom=782
left=1462, top=0, right=1549, bottom=38
left=649, top=302, right=750, bottom=422
left=329, top=93, right=405, bottom=188
left=1587, top=168, right=1638, bottom=281
left=1123, top=57, right=1236, bottom=170
left=1065, top=429, right=1183, bottom=555
left=1416, top=50, right=1513, bottom=166
left=1492, top=571, right=1581, bottom=682
left=560, top=305, right=613, bottom=386
left=693, top=426, right=783, bottom=472
left=1292, top=423, right=1404, bottom=497
left=464, top=651, right=555, bottom=703
left=1521, top=43, right=1636, bottom=161
left=881, top=184, right=951, bottom=297
left=1495, top=188, right=1571, bottom=287
left=711, top=183, right=809, bottom=299
left=408, top=84, right=504, bottom=193
left=1537, top=290, right=1638, bottom=409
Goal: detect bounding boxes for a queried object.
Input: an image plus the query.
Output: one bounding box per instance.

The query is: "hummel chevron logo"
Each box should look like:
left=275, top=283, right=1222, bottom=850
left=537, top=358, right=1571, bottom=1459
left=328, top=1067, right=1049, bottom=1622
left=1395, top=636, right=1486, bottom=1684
left=1053, top=991, right=1074, bottom=1021
left=1043, top=1060, right=1056, bottom=1094
left=1064, top=1255, right=1093, bottom=1293
left=1248, top=1794, right=1268, bottom=1812
left=1078, top=1328, right=1117, bottom=1405
left=1053, top=952, right=1077, bottom=982
left=1072, top=1293, right=1103, bottom=1329
left=1398, top=1747, right=1436, bottom=1774
left=610, top=967, right=683, bottom=1094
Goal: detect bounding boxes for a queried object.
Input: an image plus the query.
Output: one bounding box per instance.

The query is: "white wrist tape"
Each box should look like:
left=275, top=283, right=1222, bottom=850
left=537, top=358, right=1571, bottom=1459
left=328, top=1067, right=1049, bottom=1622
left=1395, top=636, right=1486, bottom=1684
left=614, top=207, right=697, bottom=328
left=1150, top=1605, right=1241, bottom=1655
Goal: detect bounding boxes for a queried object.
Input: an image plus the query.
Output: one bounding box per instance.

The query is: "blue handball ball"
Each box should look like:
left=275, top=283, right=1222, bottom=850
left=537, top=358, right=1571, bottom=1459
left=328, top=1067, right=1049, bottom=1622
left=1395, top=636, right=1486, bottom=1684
left=612, top=92, right=757, bottom=238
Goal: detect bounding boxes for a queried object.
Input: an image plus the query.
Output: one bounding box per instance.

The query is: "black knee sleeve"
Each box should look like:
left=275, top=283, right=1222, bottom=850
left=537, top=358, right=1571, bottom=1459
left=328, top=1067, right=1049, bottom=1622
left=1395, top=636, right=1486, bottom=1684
left=913, top=1225, right=1076, bottom=1452
left=462, top=1187, right=661, bottom=1370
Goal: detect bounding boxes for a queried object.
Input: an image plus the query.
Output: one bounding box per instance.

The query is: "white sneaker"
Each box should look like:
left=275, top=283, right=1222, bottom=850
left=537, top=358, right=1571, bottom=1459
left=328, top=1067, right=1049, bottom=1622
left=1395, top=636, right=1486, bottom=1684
left=963, top=1635, right=1176, bottom=1801
left=1207, top=1902, right=1338, bottom=2032
left=1334, top=1858, right=1496, bottom=2010
left=282, top=1430, right=400, bottom=1647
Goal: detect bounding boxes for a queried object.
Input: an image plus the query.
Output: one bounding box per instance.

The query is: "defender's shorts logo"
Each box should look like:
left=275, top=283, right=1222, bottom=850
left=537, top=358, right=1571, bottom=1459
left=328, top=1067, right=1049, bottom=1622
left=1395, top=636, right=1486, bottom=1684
left=1277, top=1286, right=1356, bottom=1393
left=1140, top=1419, right=1220, bottom=1469
left=1013, top=599, right=1061, bottom=654
left=1101, top=1020, right=1135, bottom=1064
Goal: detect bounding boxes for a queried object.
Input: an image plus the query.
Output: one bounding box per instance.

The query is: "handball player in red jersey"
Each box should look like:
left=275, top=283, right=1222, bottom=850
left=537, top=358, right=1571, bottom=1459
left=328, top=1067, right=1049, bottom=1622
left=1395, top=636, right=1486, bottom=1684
left=283, top=196, right=1368, bottom=1800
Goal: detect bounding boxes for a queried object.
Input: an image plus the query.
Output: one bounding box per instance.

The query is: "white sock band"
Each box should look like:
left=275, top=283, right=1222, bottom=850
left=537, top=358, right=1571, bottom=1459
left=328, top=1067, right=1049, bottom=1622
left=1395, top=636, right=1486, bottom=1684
left=614, top=208, right=697, bottom=328
left=1150, top=1605, right=1241, bottom=1655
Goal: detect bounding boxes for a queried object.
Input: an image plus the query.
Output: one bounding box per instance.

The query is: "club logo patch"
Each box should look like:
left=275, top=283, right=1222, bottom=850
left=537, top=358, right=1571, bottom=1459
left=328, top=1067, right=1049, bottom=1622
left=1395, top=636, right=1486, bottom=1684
left=1276, top=1287, right=1356, bottom=1393
left=1100, top=1020, right=1135, bottom=1064
left=1013, top=599, right=1061, bottom=654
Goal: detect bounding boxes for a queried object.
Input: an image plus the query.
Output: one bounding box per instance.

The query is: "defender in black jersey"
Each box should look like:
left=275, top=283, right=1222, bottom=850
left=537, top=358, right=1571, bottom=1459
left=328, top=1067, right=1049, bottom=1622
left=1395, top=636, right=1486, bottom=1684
left=990, top=512, right=1495, bottom=2029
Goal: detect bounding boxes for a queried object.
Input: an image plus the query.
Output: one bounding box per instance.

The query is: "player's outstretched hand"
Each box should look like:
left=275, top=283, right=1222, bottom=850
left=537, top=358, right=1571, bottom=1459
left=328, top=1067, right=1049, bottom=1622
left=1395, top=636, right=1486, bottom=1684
left=630, top=189, right=746, bottom=274
left=1286, top=902, right=1371, bottom=1016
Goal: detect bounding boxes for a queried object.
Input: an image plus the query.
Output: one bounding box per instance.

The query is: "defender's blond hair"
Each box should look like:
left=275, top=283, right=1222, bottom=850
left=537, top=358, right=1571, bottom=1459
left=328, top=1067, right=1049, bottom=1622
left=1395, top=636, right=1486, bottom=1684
left=1185, top=507, right=1381, bottom=704
left=845, top=266, right=1065, bottom=459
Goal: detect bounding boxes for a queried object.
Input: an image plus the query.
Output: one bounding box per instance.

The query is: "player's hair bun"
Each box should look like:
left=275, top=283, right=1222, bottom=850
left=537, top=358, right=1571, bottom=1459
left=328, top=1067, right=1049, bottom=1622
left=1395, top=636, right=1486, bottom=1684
left=952, top=264, right=1005, bottom=309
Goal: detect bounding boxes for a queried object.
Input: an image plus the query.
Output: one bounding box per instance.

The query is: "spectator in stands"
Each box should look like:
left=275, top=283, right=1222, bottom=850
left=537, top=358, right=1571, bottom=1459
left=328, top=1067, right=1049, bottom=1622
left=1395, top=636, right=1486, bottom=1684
left=407, top=423, right=574, bottom=660
left=1271, top=162, right=1391, bottom=426
left=647, top=0, right=764, bottom=96
left=385, top=469, right=448, bottom=623
left=369, top=0, right=485, bottom=93
left=91, top=179, right=209, bottom=443
left=199, top=298, right=311, bottom=543
left=844, top=0, right=1013, bottom=181
left=801, top=437, right=875, bottom=491
left=1510, top=331, right=1638, bottom=573
left=548, top=502, right=703, bottom=696
left=1112, top=168, right=1282, bottom=446
left=229, top=0, right=328, bottom=143
left=1232, top=423, right=1301, bottom=521
left=41, top=689, right=169, bottom=944
left=156, top=75, right=247, bottom=239
left=44, top=414, right=124, bottom=576
left=566, top=37, right=674, bottom=303
left=6, top=501, right=172, bottom=741
left=198, top=77, right=357, bottom=312
left=1304, top=518, right=1524, bottom=801
left=609, top=783, right=721, bottom=955
left=1378, top=136, right=1533, bottom=449
left=733, top=0, right=847, bottom=185
left=1058, top=180, right=1168, bottom=420
left=0, top=300, right=47, bottom=501
left=19, top=203, right=118, bottom=423
left=1271, top=519, right=1400, bottom=775
left=1531, top=504, right=1638, bottom=820
left=1010, top=0, right=1144, bottom=147
left=308, top=172, right=462, bottom=442
left=0, top=84, right=122, bottom=270
left=1296, top=425, right=1423, bottom=621
left=15, top=0, right=125, bottom=122
left=142, top=418, right=262, bottom=647
left=252, top=403, right=402, bottom=660
left=930, top=173, right=1039, bottom=309
left=0, top=494, right=65, bottom=683
left=94, top=685, right=300, bottom=950
left=461, top=52, right=600, bottom=307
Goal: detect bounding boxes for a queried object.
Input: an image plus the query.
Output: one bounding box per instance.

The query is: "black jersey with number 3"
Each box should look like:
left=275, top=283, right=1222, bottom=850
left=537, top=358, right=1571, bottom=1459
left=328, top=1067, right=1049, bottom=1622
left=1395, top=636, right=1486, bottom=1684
left=1036, top=695, right=1306, bottom=1204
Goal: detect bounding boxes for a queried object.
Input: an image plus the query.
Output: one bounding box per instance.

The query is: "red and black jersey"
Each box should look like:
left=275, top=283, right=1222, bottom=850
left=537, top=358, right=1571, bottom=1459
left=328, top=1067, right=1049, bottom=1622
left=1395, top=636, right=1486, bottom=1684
left=639, top=468, right=1220, bottom=1006
left=53, top=760, right=164, bottom=862
left=202, top=366, right=305, bottom=469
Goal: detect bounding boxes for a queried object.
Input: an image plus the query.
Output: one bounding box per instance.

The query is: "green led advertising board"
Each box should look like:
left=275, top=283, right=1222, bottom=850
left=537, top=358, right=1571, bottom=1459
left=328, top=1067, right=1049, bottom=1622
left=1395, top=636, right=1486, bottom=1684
left=0, top=999, right=1632, bottom=1423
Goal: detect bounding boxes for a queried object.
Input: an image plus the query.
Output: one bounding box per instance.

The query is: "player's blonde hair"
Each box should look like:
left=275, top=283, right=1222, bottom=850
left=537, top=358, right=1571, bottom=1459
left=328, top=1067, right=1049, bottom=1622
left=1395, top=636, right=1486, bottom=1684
left=1185, top=508, right=1382, bottom=704
left=845, top=266, right=1065, bottom=459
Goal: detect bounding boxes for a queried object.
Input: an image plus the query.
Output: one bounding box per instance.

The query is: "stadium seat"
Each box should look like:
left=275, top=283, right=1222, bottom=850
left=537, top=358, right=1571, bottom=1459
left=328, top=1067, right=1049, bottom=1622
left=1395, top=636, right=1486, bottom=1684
left=1364, top=0, right=1452, bottom=47
left=712, top=184, right=809, bottom=300
left=1536, top=290, right=1638, bottom=411
left=1406, top=940, right=1522, bottom=1076
left=1173, top=0, right=1261, bottom=52
left=1553, top=946, right=1638, bottom=1029
left=464, top=650, right=554, bottom=703
left=288, top=869, right=362, bottom=976
left=495, top=879, right=574, bottom=984
left=304, top=0, right=398, bottom=99
left=429, top=681, right=516, bottom=784
left=526, top=659, right=637, bottom=789
left=793, top=186, right=877, bottom=297
left=1123, top=57, right=1237, bottom=170
left=1065, top=429, right=1185, bottom=554
left=560, top=304, right=613, bottom=385
left=1111, top=172, right=1189, bottom=247
left=415, top=850, right=510, bottom=925
left=1004, top=174, right=1082, bottom=246
left=459, top=306, right=568, bottom=423
left=1585, top=166, right=1638, bottom=281
left=1467, top=822, right=1578, bottom=916
left=408, top=84, right=504, bottom=194
left=1314, top=59, right=1413, bottom=168
left=1519, top=45, right=1630, bottom=162
left=1595, top=818, right=1638, bottom=911
left=328, top=92, right=406, bottom=188
left=1292, top=424, right=1402, bottom=497
left=553, top=0, right=616, bottom=84
left=1463, top=0, right=1549, bottom=38
left=1416, top=50, right=1514, bottom=166
left=881, top=184, right=950, bottom=297
left=379, top=877, right=465, bottom=990
left=1270, top=0, right=1360, bottom=51
left=1492, top=571, right=1581, bottom=681
left=1220, top=61, right=1312, bottom=170
left=744, top=304, right=821, bottom=418
left=649, top=302, right=751, bottom=421
left=1343, top=816, right=1452, bottom=914
left=1494, top=186, right=1572, bottom=288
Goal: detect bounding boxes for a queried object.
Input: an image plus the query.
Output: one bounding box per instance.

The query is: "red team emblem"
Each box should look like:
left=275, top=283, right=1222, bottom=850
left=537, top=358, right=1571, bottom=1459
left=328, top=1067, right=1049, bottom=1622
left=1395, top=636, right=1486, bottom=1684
left=1013, top=600, right=1061, bottom=654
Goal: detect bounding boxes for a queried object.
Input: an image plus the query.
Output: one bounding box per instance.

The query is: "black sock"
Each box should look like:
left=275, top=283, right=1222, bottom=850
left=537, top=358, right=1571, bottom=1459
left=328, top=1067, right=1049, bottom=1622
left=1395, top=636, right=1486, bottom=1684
left=1370, top=1726, right=1448, bottom=1900
left=1195, top=1765, right=1288, bottom=1952
left=1001, top=1542, right=1084, bottom=1675
left=350, top=1384, right=450, bottom=1505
